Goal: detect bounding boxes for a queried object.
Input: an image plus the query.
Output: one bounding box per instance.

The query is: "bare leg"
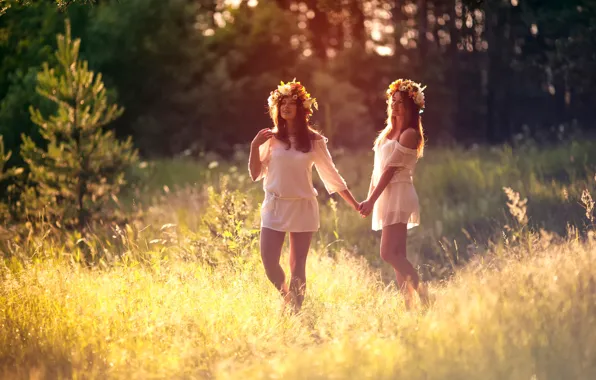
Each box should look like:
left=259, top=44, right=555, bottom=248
left=380, top=223, right=423, bottom=309
left=288, top=231, right=313, bottom=311
left=260, top=227, right=289, bottom=299
left=391, top=268, right=413, bottom=307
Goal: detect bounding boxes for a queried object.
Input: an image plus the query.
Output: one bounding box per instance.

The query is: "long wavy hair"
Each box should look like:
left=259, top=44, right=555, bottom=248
left=269, top=96, right=318, bottom=153
left=374, top=91, right=425, bottom=158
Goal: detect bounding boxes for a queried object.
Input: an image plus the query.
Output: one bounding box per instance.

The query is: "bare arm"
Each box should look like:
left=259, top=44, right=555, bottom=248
left=367, top=167, right=398, bottom=204
left=359, top=129, right=417, bottom=217
left=367, top=174, right=375, bottom=199
left=248, top=128, right=273, bottom=181
left=337, top=189, right=360, bottom=211
left=312, top=135, right=360, bottom=210
left=248, top=143, right=262, bottom=182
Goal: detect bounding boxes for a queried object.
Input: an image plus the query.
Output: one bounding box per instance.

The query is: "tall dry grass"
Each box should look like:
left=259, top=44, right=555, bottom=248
left=1, top=139, right=595, bottom=379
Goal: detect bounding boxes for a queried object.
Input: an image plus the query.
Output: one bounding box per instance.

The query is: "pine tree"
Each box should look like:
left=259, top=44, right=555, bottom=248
left=20, top=20, right=138, bottom=229
left=0, top=136, right=23, bottom=183
left=0, top=136, right=23, bottom=222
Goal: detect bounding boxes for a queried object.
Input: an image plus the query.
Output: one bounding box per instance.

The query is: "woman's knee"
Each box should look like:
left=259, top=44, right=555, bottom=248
left=261, top=253, right=279, bottom=271
left=379, top=248, right=409, bottom=270
left=394, top=252, right=411, bottom=269
left=380, top=244, right=402, bottom=263
left=379, top=248, right=393, bottom=263
left=290, top=260, right=306, bottom=278
left=261, top=261, right=284, bottom=285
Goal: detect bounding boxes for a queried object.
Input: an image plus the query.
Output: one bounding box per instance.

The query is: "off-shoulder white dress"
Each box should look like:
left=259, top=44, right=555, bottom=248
left=369, top=136, right=420, bottom=231
left=254, top=136, right=347, bottom=232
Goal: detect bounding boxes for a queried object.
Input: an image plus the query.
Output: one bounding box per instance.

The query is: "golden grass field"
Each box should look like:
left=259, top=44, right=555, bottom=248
left=1, top=140, right=595, bottom=379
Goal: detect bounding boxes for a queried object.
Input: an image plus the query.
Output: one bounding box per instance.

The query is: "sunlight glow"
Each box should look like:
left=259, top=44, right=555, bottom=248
left=214, top=0, right=492, bottom=56
left=371, top=29, right=382, bottom=42
left=226, top=0, right=258, bottom=7
left=375, top=45, right=393, bottom=56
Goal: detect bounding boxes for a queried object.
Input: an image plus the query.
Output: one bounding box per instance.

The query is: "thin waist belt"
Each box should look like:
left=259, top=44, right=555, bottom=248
left=266, top=192, right=316, bottom=200
left=374, top=178, right=413, bottom=185
left=265, top=192, right=316, bottom=216
left=391, top=178, right=413, bottom=183
left=392, top=172, right=414, bottom=183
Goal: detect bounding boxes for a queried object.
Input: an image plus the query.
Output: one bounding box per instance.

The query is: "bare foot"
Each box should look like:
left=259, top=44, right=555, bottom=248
left=403, top=282, right=417, bottom=311
left=281, top=288, right=299, bottom=314
left=417, top=282, right=431, bottom=309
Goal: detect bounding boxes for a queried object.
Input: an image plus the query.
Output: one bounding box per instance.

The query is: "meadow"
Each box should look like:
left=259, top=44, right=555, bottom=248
left=1, top=138, right=595, bottom=379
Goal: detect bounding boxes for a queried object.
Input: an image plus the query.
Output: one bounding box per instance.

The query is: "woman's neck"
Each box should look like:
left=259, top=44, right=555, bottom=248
left=393, top=116, right=406, bottom=133
left=286, top=119, right=297, bottom=136
left=387, top=117, right=405, bottom=139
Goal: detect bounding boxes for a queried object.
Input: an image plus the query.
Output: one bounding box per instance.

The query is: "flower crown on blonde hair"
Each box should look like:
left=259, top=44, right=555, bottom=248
left=267, top=79, right=318, bottom=117
left=386, top=79, right=426, bottom=114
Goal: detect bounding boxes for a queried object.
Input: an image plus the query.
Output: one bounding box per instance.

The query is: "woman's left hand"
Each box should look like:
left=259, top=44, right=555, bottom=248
left=358, top=199, right=374, bottom=217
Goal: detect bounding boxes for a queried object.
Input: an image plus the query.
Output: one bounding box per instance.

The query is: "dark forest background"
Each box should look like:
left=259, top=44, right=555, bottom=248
left=1, top=0, right=595, bottom=163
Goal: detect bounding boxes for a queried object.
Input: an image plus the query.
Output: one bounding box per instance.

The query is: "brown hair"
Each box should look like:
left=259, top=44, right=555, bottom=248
left=269, top=96, right=319, bottom=153
left=374, top=91, right=425, bottom=158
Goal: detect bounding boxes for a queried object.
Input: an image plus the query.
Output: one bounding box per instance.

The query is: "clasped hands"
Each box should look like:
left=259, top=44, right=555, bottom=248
left=356, top=199, right=374, bottom=218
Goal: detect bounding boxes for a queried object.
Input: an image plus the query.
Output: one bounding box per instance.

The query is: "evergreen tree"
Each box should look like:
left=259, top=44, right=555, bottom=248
left=0, top=136, right=23, bottom=183
left=0, top=136, right=23, bottom=222
left=20, top=20, right=138, bottom=229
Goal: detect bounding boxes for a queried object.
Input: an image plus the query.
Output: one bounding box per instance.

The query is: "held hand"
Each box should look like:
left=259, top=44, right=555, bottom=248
left=252, top=128, right=273, bottom=147
left=353, top=201, right=362, bottom=212
left=359, top=199, right=374, bottom=218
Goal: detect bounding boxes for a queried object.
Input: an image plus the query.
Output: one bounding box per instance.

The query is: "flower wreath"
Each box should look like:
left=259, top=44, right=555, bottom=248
left=267, top=79, right=318, bottom=117
left=386, top=79, right=426, bottom=114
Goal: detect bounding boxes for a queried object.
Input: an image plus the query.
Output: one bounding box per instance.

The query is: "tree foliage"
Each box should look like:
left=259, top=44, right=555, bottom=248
left=19, top=20, right=138, bottom=229
left=0, top=0, right=595, bottom=164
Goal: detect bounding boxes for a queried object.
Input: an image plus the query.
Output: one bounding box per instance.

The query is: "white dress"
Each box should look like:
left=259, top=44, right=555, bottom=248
left=369, top=137, right=420, bottom=231
left=253, top=136, right=348, bottom=232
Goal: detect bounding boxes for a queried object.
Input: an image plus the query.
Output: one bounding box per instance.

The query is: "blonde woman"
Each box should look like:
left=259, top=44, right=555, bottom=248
left=249, top=80, right=359, bottom=311
left=359, top=79, right=429, bottom=309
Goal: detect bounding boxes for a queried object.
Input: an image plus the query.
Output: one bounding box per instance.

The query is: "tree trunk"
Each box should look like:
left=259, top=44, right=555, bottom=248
left=485, top=4, right=497, bottom=143
left=392, top=0, right=405, bottom=58
left=448, top=0, right=461, bottom=140
left=73, top=87, right=87, bottom=230
left=418, top=0, right=428, bottom=63
left=349, top=0, right=366, bottom=47
left=274, top=0, right=290, bottom=9
left=306, top=0, right=330, bottom=60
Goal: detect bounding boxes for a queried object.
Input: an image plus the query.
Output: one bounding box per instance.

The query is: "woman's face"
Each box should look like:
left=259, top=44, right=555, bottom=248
left=280, top=96, right=298, bottom=121
left=390, top=91, right=407, bottom=118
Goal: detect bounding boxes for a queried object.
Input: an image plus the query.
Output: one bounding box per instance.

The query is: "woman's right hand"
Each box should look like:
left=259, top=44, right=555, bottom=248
left=252, top=128, right=273, bottom=147
left=358, top=199, right=374, bottom=217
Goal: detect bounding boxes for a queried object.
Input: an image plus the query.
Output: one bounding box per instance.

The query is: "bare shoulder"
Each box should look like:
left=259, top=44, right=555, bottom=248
left=310, top=131, right=324, bottom=141
left=399, top=128, right=418, bottom=149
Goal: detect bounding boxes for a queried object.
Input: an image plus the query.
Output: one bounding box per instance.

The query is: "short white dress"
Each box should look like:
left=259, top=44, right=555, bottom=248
left=253, top=136, right=348, bottom=232
left=369, top=137, right=420, bottom=231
